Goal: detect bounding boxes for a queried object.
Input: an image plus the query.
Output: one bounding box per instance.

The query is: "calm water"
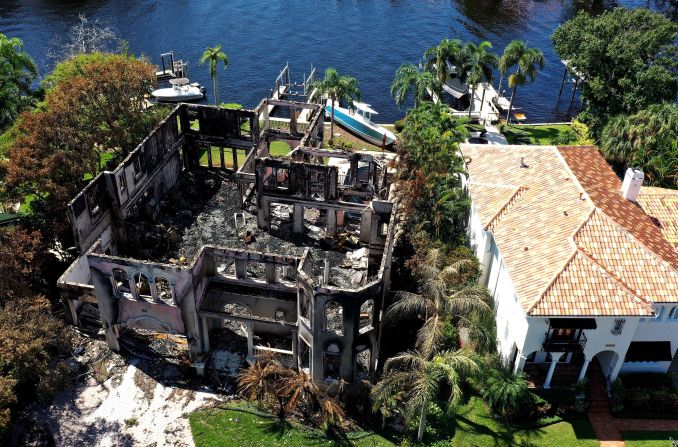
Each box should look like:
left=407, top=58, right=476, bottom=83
left=0, top=0, right=657, bottom=123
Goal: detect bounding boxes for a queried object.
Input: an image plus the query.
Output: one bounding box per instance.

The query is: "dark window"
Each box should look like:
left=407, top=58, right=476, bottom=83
left=625, top=341, right=672, bottom=362
left=86, top=188, right=100, bottom=217
left=119, top=174, right=127, bottom=195
left=133, top=157, right=143, bottom=180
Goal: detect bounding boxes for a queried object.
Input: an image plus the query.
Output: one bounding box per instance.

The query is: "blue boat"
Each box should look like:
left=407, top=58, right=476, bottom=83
left=325, top=100, right=397, bottom=146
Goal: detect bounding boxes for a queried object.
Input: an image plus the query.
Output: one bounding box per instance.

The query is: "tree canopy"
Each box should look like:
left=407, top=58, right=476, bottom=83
left=552, top=8, right=677, bottom=131
left=0, top=33, right=37, bottom=132
left=600, top=103, right=678, bottom=188
left=5, top=53, right=165, bottom=242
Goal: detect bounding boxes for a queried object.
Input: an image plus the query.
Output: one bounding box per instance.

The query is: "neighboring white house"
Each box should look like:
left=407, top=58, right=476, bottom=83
left=461, top=144, right=678, bottom=389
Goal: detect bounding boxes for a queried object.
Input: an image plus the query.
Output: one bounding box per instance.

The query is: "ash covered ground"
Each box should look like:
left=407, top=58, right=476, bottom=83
left=124, top=171, right=374, bottom=289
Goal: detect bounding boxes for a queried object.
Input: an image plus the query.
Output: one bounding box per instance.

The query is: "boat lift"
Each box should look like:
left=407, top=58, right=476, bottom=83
left=156, top=52, right=188, bottom=82
left=270, top=63, right=317, bottom=101
left=558, top=60, right=582, bottom=111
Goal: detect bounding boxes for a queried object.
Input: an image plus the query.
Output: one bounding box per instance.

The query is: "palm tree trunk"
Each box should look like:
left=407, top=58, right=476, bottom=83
left=417, top=396, right=428, bottom=442
left=468, top=85, right=475, bottom=118
left=479, top=84, right=487, bottom=114
left=506, top=85, right=517, bottom=124
left=497, top=74, right=504, bottom=94
left=213, top=76, right=218, bottom=105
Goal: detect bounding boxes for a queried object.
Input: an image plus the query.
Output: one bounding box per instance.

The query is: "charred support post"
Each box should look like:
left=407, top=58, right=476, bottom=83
left=89, top=267, right=121, bottom=351
left=293, top=204, right=304, bottom=233
left=326, top=209, right=337, bottom=236
left=257, top=198, right=271, bottom=229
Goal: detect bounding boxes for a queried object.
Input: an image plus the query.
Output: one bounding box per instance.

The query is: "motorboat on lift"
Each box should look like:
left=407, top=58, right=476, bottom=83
left=151, top=78, right=205, bottom=102
left=325, top=99, right=397, bottom=146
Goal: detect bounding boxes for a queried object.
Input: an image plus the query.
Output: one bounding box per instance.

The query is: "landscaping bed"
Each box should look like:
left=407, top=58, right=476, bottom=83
left=611, top=373, right=678, bottom=419
left=622, top=431, right=678, bottom=446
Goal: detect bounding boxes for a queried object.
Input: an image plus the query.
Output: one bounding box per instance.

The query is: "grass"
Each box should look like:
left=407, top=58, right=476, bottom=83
left=269, top=141, right=291, bottom=157
left=502, top=124, right=576, bottom=145
left=622, top=431, right=678, bottom=446
left=189, top=402, right=396, bottom=447
left=198, top=141, right=290, bottom=167
left=448, top=397, right=598, bottom=447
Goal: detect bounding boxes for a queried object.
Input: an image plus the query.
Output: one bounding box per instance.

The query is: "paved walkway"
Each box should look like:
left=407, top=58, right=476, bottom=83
left=588, top=376, right=678, bottom=446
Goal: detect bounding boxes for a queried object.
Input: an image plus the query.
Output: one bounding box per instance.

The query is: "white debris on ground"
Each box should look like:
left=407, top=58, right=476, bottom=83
left=25, top=334, right=225, bottom=447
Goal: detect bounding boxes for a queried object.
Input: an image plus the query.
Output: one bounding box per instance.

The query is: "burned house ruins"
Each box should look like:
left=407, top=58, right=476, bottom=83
left=57, top=97, right=397, bottom=383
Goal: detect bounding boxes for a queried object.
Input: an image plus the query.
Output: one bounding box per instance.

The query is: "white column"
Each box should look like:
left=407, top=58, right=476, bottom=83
left=514, top=353, right=527, bottom=374
left=577, top=357, right=591, bottom=383
left=544, top=352, right=564, bottom=389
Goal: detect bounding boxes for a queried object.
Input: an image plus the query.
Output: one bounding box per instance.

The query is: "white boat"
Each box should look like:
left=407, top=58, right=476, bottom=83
left=151, top=78, right=204, bottom=102
left=325, top=100, right=397, bottom=146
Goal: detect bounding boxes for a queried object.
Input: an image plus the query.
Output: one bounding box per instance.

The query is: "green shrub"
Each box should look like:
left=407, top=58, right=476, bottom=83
left=620, top=373, right=673, bottom=389
left=610, top=379, right=625, bottom=413
left=393, top=119, right=405, bottom=133
left=552, top=129, right=578, bottom=145
left=220, top=103, right=243, bottom=110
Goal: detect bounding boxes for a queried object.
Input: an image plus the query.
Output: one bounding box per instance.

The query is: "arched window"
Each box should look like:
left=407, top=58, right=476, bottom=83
left=325, top=301, right=343, bottom=334
left=112, top=269, right=131, bottom=297
left=324, top=343, right=341, bottom=380
left=668, top=306, right=678, bottom=321
left=155, top=277, right=174, bottom=305
left=359, top=299, right=374, bottom=333
left=133, top=273, right=152, bottom=301
left=356, top=346, right=370, bottom=380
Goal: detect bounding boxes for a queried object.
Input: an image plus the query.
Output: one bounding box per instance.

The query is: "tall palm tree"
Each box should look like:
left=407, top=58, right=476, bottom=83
left=391, top=63, right=440, bottom=109
left=200, top=45, right=229, bottom=105
left=372, top=348, right=478, bottom=442
left=457, top=41, right=498, bottom=118
left=500, top=40, right=544, bottom=123
left=424, top=38, right=464, bottom=85
left=311, top=67, right=360, bottom=141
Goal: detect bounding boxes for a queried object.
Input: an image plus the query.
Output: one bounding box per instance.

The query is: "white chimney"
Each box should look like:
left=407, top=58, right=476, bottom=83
left=620, top=168, right=644, bottom=202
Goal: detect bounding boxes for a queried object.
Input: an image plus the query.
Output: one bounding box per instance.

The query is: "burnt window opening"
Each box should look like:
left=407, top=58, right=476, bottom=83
left=133, top=273, right=152, bottom=301
left=275, top=168, right=290, bottom=190
left=132, top=157, right=144, bottom=180
left=155, top=276, right=174, bottom=305
left=299, top=339, right=311, bottom=372
left=356, top=346, right=370, bottom=380
left=222, top=303, right=251, bottom=336
left=112, top=268, right=131, bottom=297
left=325, top=301, right=343, bottom=334
left=247, top=261, right=266, bottom=281
left=324, top=343, right=341, bottom=380
left=359, top=299, right=374, bottom=333
left=118, top=174, right=128, bottom=195
left=378, top=220, right=389, bottom=237
left=215, top=256, right=235, bottom=277
left=86, top=188, right=100, bottom=217
left=239, top=116, right=251, bottom=138
left=300, top=289, right=312, bottom=323
left=275, top=310, right=286, bottom=322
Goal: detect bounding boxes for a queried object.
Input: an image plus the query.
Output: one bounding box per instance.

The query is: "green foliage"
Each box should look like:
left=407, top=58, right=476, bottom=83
left=482, top=368, right=531, bottom=418
left=312, top=67, right=361, bottom=138
left=200, top=45, right=229, bottom=104
left=498, top=40, right=544, bottom=121
left=600, top=103, right=678, bottom=188
left=622, top=431, right=678, bottom=447
left=0, top=33, right=37, bottom=132
left=390, top=63, right=439, bottom=108
left=552, top=8, right=678, bottom=133
left=610, top=378, right=625, bottom=413
left=42, top=52, right=121, bottom=92
left=219, top=102, right=242, bottom=109
left=393, top=119, right=405, bottom=133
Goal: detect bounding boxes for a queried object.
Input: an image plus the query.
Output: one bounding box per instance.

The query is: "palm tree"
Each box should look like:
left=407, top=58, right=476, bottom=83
left=385, top=248, right=492, bottom=359
left=391, top=63, right=440, bottom=109
left=482, top=368, right=531, bottom=418
left=200, top=45, right=229, bottom=105
left=424, top=38, right=464, bottom=85
left=237, top=360, right=277, bottom=408
left=278, top=369, right=345, bottom=428
left=500, top=40, right=544, bottom=123
left=311, top=68, right=361, bottom=141
left=372, top=348, right=478, bottom=442
left=457, top=41, right=498, bottom=118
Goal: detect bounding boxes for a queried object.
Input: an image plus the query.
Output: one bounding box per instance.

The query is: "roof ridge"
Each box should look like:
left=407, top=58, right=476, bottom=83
left=484, top=186, right=528, bottom=231
left=467, top=181, right=520, bottom=189
left=526, top=247, right=580, bottom=314
left=576, top=247, right=654, bottom=314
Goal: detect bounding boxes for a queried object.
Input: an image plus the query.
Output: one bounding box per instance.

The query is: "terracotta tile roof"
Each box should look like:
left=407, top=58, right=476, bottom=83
left=532, top=249, right=653, bottom=316
left=558, top=146, right=678, bottom=268
left=461, top=144, right=678, bottom=317
left=637, top=186, right=678, bottom=249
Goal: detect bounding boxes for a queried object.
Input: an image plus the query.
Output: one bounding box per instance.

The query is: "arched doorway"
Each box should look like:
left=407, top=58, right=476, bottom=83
left=587, top=350, right=620, bottom=383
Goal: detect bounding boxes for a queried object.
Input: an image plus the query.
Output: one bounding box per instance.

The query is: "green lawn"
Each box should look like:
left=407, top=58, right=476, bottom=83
left=269, top=140, right=291, bottom=157
left=502, top=124, right=576, bottom=145
left=448, top=397, right=598, bottom=447
left=189, top=402, right=396, bottom=447
left=622, top=431, right=678, bottom=446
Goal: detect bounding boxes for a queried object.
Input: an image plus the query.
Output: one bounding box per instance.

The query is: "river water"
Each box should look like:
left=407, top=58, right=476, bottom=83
left=0, top=0, right=658, bottom=123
